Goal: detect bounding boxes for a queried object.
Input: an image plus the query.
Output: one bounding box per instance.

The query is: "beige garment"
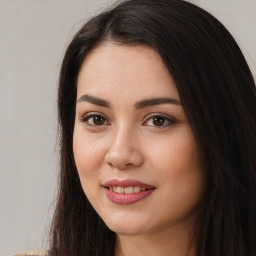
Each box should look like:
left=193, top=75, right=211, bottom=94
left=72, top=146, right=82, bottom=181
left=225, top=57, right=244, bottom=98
left=12, top=250, right=48, bottom=256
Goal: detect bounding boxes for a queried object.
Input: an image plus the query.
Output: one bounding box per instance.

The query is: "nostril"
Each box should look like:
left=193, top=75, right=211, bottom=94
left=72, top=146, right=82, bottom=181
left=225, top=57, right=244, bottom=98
left=105, top=148, right=144, bottom=169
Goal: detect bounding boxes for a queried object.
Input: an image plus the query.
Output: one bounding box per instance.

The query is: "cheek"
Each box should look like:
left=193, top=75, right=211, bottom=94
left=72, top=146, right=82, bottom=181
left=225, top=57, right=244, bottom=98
left=149, top=127, right=200, bottom=176
left=73, top=126, right=107, bottom=169
left=147, top=127, right=203, bottom=210
left=74, top=138, right=101, bottom=171
left=73, top=128, right=107, bottom=195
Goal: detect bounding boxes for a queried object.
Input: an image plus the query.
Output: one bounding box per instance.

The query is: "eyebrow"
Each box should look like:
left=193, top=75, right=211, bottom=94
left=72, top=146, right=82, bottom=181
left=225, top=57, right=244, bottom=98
left=77, top=94, right=181, bottom=109
left=77, top=94, right=111, bottom=108
left=135, top=97, right=181, bottom=109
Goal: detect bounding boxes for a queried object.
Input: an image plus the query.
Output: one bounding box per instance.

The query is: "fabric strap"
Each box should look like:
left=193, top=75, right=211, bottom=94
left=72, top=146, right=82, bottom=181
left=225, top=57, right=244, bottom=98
left=12, top=250, right=48, bottom=256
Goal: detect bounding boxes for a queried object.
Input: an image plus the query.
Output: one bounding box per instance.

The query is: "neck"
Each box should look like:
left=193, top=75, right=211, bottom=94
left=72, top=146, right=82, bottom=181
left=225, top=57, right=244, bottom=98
left=114, top=220, right=196, bottom=256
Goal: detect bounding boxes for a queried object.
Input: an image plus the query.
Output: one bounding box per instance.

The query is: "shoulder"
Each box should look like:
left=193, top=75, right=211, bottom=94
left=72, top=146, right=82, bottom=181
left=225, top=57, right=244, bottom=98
left=12, top=250, right=48, bottom=256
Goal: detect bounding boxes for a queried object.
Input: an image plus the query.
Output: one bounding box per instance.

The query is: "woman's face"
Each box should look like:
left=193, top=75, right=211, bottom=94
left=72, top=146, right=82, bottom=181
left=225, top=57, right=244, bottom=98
left=73, top=43, right=204, bottom=236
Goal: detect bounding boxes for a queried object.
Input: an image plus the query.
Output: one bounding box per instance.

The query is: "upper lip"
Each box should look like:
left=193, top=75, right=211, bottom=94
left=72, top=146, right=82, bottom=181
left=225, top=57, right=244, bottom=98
left=104, top=179, right=155, bottom=189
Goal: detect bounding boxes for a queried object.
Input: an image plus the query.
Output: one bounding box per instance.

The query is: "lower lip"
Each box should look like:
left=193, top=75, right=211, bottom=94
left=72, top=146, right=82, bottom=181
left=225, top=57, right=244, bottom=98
left=104, top=187, right=155, bottom=205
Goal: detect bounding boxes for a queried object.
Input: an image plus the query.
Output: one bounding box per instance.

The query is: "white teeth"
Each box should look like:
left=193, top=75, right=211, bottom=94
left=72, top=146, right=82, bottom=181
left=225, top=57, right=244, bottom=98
left=133, top=186, right=140, bottom=193
left=116, top=186, right=125, bottom=193
left=125, top=186, right=133, bottom=194
left=108, top=186, right=147, bottom=194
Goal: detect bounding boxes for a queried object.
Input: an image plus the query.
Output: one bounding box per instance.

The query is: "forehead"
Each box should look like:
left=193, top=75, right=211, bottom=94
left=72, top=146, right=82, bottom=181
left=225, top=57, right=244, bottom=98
left=77, top=42, right=179, bottom=101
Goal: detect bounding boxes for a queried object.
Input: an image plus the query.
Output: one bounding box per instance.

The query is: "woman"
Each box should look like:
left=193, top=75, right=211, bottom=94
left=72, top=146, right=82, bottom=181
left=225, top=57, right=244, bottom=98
left=16, top=0, right=256, bottom=255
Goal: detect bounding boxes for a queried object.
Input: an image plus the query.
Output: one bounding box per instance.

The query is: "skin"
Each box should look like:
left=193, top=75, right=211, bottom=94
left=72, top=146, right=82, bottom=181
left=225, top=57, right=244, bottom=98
left=73, top=42, right=204, bottom=256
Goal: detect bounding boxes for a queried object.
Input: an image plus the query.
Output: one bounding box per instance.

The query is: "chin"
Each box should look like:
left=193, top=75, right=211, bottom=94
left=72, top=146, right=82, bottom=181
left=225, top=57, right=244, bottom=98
left=107, top=223, right=146, bottom=236
left=103, top=216, right=150, bottom=236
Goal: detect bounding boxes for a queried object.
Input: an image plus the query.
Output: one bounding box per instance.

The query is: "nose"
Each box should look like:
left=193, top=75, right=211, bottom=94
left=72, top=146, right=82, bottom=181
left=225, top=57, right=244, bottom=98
left=104, top=126, right=144, bottom=170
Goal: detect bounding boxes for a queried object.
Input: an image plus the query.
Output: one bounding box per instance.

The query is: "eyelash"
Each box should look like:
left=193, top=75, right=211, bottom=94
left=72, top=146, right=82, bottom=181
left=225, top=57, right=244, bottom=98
left=80, top=112, right=110, bottom=127
left=143, top=114, right=176, bottom=128
left=80, top=112, right=176, bottom=128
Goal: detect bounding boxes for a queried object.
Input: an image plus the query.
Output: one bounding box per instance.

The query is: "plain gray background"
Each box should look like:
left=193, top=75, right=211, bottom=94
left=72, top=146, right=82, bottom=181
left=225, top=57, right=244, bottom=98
left=0, top=0, right=255, bottom=255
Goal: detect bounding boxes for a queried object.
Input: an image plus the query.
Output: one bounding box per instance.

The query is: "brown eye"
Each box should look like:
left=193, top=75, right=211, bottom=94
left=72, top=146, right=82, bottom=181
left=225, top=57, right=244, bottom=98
left=82, top=114, right=109, bottom=126
left=152, top=116, right=165, bottom=126
left=91, top=115, right=105, bottom=125
left=143, top=115, right=176, bottom=128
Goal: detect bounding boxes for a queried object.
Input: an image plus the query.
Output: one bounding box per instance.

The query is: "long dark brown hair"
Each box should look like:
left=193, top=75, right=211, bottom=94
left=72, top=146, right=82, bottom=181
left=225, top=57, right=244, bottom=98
left=48, top=0, right=256, bottom=255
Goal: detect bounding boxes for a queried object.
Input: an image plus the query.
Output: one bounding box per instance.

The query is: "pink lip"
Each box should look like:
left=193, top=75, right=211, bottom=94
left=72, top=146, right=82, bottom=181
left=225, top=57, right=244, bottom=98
left=103, top=179, right=155, bottom=205
left=104, top=179, right=155, bottom=189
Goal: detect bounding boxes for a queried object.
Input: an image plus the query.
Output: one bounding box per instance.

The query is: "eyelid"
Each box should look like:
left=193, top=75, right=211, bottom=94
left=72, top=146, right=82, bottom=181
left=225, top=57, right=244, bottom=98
left=142, top=113, right=177, bottom=127
left=79, top=111, right=176, bottom=127
left=80, top=112, right=111, bottom=125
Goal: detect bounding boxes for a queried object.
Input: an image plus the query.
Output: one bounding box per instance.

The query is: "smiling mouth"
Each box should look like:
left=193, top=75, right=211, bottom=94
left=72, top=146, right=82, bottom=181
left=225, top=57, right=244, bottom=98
left=104, top=186, right=155, bottom=204
left=103, top=179, right=156, bottom=204
left=105, top=186, right=148, bottom=194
